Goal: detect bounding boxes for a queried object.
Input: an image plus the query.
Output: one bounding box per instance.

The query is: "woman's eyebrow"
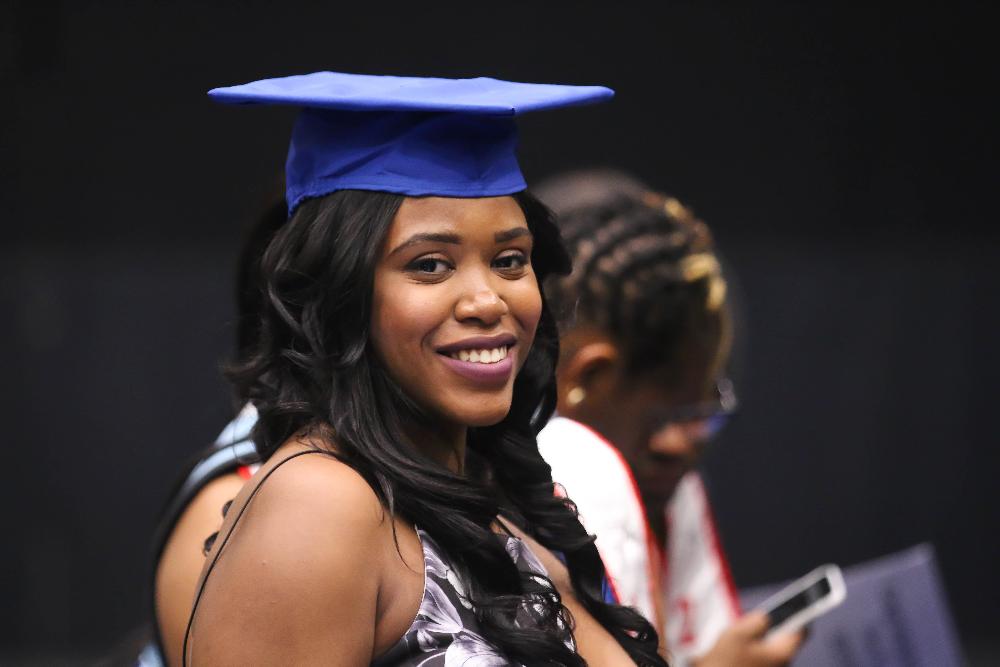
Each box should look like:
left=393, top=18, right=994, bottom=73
left=388, top=232, right=461, bottom=257
left=495, top=227, right=532, bottom=243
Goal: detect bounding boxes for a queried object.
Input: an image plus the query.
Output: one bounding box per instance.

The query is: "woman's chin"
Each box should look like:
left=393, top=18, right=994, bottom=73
left=445, top=400, right=513, bottom=428
left=463, top=407, right=512, bottom=427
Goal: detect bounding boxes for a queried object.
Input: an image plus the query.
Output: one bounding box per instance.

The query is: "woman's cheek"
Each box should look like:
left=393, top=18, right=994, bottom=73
left=398, top=287, right=449, bottom=339
left=371, top=279, right=432, bottom=364
left=514, top=278, right=543, bottom=352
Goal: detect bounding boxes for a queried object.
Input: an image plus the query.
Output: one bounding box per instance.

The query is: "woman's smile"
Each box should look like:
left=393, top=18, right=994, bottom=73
left=435, top=334, right=517, bottom=385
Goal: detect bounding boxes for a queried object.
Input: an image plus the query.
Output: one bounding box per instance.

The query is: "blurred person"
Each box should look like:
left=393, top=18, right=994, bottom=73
left=535, top=170, right=804, bottom=667
left=149, top=189, right=286, bottom=667
left=159, top=72, right=667, bottom=666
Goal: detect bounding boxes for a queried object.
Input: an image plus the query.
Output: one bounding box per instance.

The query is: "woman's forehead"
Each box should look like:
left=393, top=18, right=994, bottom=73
left=387, top=196, right=528, bottom=241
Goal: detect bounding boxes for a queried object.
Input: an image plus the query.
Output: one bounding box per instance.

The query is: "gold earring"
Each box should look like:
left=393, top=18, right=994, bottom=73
left=566, top=386, right=586, bottom=406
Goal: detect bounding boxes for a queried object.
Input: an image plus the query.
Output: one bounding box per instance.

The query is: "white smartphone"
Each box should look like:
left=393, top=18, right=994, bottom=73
left=755, top=564, right=846, bottom=636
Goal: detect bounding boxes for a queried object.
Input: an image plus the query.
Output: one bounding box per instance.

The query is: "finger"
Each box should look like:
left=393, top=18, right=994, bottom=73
left=732, top=610, right=771, bottom=639
left=759, top=628, right=806, bottom=663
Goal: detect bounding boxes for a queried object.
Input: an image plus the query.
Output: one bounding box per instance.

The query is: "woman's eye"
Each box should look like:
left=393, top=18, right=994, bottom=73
left=407, top=257, right=453, bottom=276
left=493, top=251, right=529, bottom=273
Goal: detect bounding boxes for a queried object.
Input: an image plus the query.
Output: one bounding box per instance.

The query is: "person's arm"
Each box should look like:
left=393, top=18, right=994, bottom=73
left=155, top=472, right=247, bottom=667
left=186, top=453, right=387, bottom=666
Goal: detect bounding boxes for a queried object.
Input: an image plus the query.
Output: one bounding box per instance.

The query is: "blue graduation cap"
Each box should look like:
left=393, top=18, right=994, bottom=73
left=208, top=72, right=614, bottom=212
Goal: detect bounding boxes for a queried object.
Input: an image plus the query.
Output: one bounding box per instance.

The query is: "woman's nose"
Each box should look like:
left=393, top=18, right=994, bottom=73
left=647, top=420, right=709, bottom=462
left=455, top=285, right=509, bottom=325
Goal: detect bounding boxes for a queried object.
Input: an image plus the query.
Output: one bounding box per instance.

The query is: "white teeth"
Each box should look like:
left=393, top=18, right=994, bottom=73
left=449, top=345, right=509, bottom=364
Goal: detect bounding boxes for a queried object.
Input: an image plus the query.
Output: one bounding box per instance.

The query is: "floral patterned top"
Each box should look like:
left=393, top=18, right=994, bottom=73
left=371, top=528, right=575, bottom=666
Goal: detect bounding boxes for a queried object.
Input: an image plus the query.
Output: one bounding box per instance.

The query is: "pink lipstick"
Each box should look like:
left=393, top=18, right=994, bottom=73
left=437, top=353, right=514, bottom=385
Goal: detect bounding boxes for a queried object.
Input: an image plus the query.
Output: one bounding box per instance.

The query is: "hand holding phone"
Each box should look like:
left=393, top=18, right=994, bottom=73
left=756, top=564, right=846, bottom=636
left=694, top=612, right=804, bottom=667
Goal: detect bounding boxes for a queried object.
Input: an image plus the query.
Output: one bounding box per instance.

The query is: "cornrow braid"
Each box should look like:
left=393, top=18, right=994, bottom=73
left=538, top=170, right=728, bottom=378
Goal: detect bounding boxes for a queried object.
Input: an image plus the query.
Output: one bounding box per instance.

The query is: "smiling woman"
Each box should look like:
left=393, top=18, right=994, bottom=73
left=371, top=196, right=540, bottom=436
left=176, top=72, right=668, bottom=666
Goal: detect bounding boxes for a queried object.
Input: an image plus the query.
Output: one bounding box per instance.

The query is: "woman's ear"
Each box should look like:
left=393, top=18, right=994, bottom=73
left=556, top=333, right=621, bottom=418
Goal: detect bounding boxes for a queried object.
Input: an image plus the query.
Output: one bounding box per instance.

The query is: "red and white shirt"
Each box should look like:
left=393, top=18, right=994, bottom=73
left=537, top=416, right=740, bottom=666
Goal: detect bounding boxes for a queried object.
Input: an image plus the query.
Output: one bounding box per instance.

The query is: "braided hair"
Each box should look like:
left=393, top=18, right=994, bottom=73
left=537, top=170, right=730, bottom=382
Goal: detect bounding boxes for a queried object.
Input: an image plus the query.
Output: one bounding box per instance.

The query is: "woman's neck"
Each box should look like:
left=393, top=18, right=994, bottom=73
left=403, top=420, right=467, bottom=474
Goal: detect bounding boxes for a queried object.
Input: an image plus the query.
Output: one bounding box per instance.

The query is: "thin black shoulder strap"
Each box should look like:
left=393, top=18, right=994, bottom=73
left=181, top=448, right=333, bottom=666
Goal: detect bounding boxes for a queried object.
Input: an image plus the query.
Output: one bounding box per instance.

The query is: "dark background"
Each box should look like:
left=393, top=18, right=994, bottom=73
left=2, top=1, right=997, bottom=663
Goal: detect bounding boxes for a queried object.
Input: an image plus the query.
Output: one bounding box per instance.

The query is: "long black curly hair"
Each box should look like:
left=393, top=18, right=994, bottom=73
left=225, top=189, right=667, bottom=665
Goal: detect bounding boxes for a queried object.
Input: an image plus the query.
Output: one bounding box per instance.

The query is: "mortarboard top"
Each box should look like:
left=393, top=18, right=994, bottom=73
left=209, top=72, right=614, bottom=212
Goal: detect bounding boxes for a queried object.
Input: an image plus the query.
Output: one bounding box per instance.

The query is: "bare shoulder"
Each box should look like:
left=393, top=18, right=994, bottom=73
left=188, top=445, right=390, bottom=665
left=247, top=445, right=386, bottom=525
left=215, top=444, right=390, bottom=574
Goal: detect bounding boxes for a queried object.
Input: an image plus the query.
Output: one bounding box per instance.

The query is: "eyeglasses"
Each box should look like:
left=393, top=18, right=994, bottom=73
left=645, top=378, right=739, bottom=441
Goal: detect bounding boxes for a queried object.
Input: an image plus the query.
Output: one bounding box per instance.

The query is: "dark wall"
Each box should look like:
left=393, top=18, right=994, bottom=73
left=2, top=1, right=996, bottom=659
